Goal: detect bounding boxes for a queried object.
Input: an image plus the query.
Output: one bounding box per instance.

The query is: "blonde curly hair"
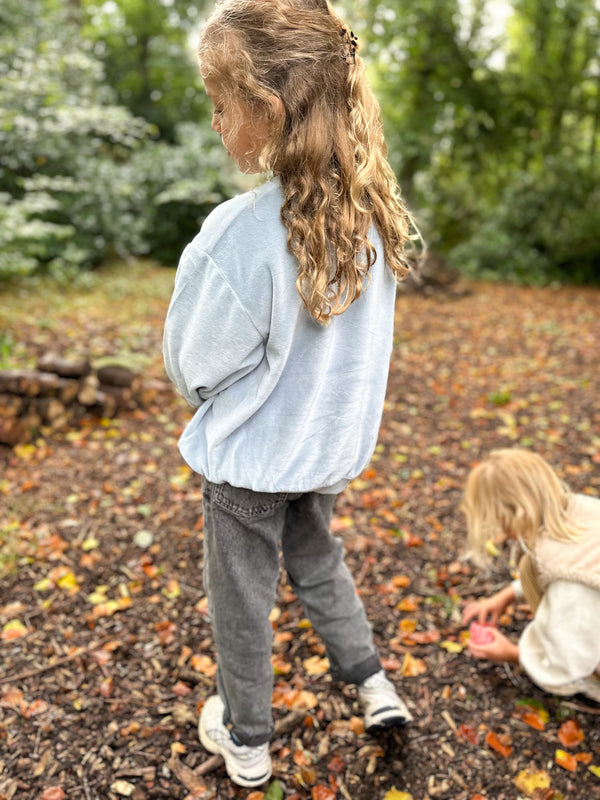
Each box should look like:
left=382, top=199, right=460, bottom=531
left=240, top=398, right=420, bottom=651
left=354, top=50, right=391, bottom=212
left=198, top=0, right=414, bottom=324
left=462, top=448, right=580, bottom=562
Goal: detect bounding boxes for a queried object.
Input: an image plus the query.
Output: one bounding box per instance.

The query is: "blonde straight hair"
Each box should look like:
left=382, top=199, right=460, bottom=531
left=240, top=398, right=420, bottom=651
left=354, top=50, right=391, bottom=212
left=198, top=0, right=414, bottom=324
left=462, top=448, right=580, bottom=561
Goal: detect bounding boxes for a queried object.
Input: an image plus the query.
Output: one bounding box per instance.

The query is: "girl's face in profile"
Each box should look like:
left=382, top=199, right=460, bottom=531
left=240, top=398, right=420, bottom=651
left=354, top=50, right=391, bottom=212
left=204, top=77, right=271, bottom=174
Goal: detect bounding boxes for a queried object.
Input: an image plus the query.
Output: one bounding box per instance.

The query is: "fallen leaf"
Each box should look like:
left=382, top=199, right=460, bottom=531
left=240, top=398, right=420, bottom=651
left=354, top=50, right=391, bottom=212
left=396, top=596, right=419, bottom=612
left=440, top=640, right=463, bottom=653
left=191, top=654, right=217, bottom=677
left=163, top=579, right=181, bottom=599
left=1, top=619, right=29, bottom=640
left=303, top=655, right=330, bottom=676
left=391, top=574, right=411, bottom=588
left=382, top=789, right=414, bottom=800
left=311, top=785, right=336, bottom=800
left=172, top=681, right=192, bottom=697
left=512, top=767, right=551, bottom=795
left=485, top=730, right=512, bottom=758
left=557, top=718, right=584, bottom=748
left=456, top=723, right=479, bottom=745
left=40, top=788, right=66, bottom=800
left=272, top=655, right=292, bottom=675
left=400, top=652, right=427, bottom=677
left=263, top=780, right=284, bottom=800
left=555, top=749, right=578, bottom=772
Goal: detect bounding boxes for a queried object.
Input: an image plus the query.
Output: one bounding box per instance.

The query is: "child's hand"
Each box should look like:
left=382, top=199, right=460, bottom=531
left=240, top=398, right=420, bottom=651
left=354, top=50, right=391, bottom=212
left=467, top=627, right=519, bottom=663
left=462, top=584, right=516, bottom=627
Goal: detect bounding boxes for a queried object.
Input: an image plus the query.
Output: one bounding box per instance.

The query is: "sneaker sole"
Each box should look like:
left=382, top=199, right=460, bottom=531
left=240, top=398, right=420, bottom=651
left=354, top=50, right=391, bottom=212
left=366, top=714, right=411, bottom=734
left=198, top=719, right=272, bottom=788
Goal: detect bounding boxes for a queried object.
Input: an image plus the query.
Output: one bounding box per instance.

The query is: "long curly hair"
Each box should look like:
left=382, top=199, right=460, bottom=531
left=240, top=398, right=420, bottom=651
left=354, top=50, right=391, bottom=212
left=462, top=449, right=580, bottom=563
left=198, top=0, right=414, bottom=324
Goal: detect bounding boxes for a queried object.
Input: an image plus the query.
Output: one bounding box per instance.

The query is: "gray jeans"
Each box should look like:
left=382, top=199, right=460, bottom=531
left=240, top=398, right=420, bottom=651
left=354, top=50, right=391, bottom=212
left=201, top=480, right=381, bottom=746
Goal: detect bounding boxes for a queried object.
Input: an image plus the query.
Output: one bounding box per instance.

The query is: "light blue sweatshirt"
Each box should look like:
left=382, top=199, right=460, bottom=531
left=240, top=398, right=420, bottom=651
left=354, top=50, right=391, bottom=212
left=163, top=178, right=397, bottom=493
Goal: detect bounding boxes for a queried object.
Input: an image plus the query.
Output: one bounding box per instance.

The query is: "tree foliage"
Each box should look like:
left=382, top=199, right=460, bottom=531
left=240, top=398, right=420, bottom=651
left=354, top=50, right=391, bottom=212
left=0, top=0, right=237, bottom=280
left=342, top=0, right=600, bottom=284
left=1, top=0, right=599, bottom=284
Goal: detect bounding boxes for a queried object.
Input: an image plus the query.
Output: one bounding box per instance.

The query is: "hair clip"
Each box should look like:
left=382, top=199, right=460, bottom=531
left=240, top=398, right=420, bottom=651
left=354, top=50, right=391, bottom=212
left=340, top=26, right=358, bottom=64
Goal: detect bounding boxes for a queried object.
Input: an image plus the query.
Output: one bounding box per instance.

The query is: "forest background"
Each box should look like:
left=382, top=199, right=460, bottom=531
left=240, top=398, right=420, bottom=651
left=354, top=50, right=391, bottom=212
left=1, top=0, right=599, bottom=289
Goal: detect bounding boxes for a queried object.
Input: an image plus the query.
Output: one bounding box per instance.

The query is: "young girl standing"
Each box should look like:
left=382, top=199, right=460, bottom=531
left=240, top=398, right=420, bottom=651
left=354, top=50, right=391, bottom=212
left=163, top=0, right=414, bottom=788
left=461, top=448, right=600, bottom=703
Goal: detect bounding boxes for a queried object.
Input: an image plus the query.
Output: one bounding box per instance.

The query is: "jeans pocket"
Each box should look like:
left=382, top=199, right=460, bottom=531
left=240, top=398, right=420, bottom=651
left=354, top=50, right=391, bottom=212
left=208, top=481, right=290, bottom=520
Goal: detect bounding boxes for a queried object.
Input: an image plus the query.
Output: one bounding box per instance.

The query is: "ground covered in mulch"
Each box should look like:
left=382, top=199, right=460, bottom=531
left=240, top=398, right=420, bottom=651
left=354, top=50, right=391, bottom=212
left=1, top=267, right=600, bottom=800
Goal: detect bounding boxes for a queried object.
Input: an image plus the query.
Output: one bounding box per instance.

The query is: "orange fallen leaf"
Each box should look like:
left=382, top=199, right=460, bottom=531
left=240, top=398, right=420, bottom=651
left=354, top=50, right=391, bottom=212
left=293, top=747, right=313, bottom=767
left=311, top=786, right=336, bottom=800
left=403, top=629, right=441, bottom=645
left=399, top=618, right=417, bottom=633
left=519, top=709, right=546, bottom=731
left=23, top=698, right=49, bottom=718
left=555, top=749, right=578, bottom=772
left=303, top=655, right=330, bottom=676
left=40, top=788, right=66, bottom=800
left=272, top=655, right=293, bottom=675
left=1, top=619, right=29, bottom=640
left=191, top=654, right=217, bottom=677
left=350, top=716, right=365, bottom=736
left=558, top=718, right=584, bottom=748
left=397, top=596, right=419, bottom=612
left=246, top=793, right=265, bottom=800
left=485, top=730, right=512, bottom=758
left=400, top=652, right=427, bottom=677
left=575, top=752, right=592, bottom=765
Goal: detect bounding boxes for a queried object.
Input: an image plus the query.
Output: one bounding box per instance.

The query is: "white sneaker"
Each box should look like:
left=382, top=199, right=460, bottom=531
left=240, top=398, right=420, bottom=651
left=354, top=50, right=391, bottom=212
left=198, top=695, right=272, bottom=788
left=358, top=670, right=413, bottom=733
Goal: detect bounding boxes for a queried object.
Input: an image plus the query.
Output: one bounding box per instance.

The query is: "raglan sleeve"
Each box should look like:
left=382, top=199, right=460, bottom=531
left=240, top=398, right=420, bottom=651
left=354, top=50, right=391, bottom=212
left=162, top=243, right=265, bottom=408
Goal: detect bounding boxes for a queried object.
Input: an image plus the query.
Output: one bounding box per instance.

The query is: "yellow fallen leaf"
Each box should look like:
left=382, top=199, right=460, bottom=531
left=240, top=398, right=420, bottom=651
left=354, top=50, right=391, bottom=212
left=589, top=765, right=600, bottom=778
left=382, top=789, right=414, bottom=800
left=88, top=590, right=108, bottom=605
left=56, top=572, right=80, bottom=593
left=298, top=618, right=312, bottom=629
left=440, top=640, right=463, bottom=653
left=81, top=537, right=99, bottom=551
left=485, top=539, right=500, bottom=557
left=513, top=767, right=551, bottom=795
left=34, top=578, right=54, bottom=592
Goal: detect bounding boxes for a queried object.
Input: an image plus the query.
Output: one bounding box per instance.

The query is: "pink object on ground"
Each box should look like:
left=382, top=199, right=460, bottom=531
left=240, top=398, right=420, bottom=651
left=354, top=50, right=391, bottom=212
left=469, top=621, right=495, bottom=645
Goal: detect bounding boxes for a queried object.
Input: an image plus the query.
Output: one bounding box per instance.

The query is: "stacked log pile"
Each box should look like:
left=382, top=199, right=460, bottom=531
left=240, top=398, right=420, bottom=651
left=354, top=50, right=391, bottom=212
left=0, top=353, right=172, bottom=446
